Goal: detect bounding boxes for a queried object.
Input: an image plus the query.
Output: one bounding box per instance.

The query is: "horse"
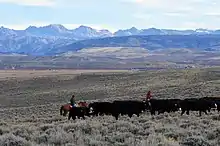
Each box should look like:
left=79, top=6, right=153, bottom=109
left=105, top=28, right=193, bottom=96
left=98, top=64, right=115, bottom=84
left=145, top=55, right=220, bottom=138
left=60, top=103, right=72, bottom=116
left=60, top=101, right=89, bottom=117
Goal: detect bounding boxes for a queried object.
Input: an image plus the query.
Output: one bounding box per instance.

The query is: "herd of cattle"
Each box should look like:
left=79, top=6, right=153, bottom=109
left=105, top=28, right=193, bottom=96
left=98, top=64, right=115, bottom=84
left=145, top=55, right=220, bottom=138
left=64, top=97, right=220, bottom=120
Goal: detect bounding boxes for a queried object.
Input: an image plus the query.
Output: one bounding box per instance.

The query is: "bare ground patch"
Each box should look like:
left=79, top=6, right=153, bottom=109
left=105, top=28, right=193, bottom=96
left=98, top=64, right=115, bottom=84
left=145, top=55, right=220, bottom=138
left=0, top=69, right=128, bottom=80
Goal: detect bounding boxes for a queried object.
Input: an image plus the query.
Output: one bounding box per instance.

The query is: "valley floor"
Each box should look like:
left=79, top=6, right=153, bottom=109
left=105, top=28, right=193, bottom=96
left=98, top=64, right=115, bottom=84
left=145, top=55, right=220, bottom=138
left=0, top=68, right=220, bottom=146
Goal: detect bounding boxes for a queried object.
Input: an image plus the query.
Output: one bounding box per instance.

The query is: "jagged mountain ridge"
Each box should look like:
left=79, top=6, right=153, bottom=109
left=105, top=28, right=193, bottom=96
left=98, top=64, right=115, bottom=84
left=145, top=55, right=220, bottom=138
left=2, top=24, right=220, bottom=38
left=0, top=24, right=113, bottom=39
left=1, top=24, right=220, bottom=55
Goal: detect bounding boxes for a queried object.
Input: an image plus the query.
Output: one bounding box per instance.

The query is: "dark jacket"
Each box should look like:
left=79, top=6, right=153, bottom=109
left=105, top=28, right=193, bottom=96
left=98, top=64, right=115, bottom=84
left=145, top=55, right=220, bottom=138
left=70, top=97, right=76, bottom=105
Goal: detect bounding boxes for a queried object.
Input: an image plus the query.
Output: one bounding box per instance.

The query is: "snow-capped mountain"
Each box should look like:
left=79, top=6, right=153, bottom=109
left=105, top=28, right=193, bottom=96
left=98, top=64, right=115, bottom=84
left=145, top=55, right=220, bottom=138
left=24, top=25, right=113, bottom=39
left=25, top=24, right=71, bottom=37
left=1, top=24, right=220, bottom=55
left=114, top=27, right=140, bottom=36
left=71, top=25, right=113, bottom=39
left=0, top=26, right=18, bottom=37
left=0, top=25, right=113, bottom=55
left=113, top=27, right=219, bottom=36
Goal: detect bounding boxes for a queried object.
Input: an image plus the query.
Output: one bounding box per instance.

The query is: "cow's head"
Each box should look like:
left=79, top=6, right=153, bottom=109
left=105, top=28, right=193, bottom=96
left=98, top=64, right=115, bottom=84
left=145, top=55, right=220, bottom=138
left=89, top=107, right=94, bottom=113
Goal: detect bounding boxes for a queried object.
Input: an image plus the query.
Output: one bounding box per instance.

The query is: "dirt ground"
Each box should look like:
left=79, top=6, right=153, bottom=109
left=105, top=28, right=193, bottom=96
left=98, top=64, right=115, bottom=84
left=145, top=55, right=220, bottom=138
left=0, top=69, right=128, bottom=80
left=0, top=68, right=220, bottom=146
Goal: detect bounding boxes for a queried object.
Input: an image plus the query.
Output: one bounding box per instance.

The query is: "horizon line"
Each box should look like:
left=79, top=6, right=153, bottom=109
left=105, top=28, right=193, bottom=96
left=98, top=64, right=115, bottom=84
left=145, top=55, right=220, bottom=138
left=1, top=24, right=220, bottom=33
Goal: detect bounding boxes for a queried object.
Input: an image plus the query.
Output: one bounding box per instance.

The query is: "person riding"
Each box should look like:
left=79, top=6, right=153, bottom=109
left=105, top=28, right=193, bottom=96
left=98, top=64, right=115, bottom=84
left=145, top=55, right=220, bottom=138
left=146, top=91, right=152, bottom=101
left=70, top=94, right=76, bottom=107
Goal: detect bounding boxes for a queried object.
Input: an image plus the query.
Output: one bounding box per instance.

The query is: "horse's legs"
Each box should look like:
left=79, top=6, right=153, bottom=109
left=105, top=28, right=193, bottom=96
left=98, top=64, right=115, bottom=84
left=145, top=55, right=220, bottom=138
left=60, top=106, right=63, bottom=116
left=68, top=113, right=71, bottom=120
left=63, top=110, right=68, bottom=116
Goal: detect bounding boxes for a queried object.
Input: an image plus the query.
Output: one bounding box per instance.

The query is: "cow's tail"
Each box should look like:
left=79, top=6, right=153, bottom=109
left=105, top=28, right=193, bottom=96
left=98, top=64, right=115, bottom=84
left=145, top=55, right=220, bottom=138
left=60, top=106, right=64, bottom=116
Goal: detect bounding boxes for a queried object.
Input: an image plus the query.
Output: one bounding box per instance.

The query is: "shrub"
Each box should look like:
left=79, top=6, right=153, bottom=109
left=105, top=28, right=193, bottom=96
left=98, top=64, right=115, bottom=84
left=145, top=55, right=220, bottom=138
left=47, top=127, right=74, bottom=146
left=35, top=133, right=49, bottom=144
left=206, top=127, right=220, bottom=140
left=12, top=127, right=33, bottom=141
left=0, top=133, right=31, bottom=146
left=40, top=124, right=55, bottom=132
left=0, top=127, right=9, bottom=135
left=180, top=136, right=211, bottom=146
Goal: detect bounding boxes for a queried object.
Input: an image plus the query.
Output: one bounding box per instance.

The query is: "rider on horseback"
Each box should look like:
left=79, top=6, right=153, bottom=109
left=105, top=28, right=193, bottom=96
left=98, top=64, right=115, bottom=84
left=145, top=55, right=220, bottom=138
left=146, top=91, right=152, bottom=101
left=70, top=94, right=76, bottom=107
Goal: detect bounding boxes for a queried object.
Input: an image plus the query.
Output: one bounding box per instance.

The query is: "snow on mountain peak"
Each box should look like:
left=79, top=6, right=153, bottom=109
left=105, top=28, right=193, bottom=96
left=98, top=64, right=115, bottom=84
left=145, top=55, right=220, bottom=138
left=1, top=24, right=220, bottom=55
left=46, top=24, right=68, bottom=31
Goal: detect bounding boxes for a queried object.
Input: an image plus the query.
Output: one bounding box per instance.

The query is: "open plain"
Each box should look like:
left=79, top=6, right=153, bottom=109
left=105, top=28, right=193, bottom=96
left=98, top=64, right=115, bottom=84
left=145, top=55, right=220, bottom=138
left=0, top=68, right=220, bottom=146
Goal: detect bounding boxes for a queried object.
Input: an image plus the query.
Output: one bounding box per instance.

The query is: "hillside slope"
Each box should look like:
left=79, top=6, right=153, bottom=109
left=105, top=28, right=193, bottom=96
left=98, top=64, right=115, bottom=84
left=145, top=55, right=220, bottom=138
left=50, top=35, right=220, bottom=55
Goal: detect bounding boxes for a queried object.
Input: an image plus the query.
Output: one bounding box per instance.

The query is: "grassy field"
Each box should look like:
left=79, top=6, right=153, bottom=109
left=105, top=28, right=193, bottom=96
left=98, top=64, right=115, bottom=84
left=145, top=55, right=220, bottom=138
left=0, top=68, right=220, bottom=146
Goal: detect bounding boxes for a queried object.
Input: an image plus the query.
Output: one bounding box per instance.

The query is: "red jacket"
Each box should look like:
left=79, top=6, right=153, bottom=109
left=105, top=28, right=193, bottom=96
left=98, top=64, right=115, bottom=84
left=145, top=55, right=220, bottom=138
left=146, top=91, right=152, bottom=100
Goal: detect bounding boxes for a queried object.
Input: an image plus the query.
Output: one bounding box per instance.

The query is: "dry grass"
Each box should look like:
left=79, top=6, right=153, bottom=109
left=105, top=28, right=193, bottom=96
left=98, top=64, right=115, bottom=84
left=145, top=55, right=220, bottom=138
left=0, top=69, right=128, bottom=80
left=0, top=67, right=220, bottom=146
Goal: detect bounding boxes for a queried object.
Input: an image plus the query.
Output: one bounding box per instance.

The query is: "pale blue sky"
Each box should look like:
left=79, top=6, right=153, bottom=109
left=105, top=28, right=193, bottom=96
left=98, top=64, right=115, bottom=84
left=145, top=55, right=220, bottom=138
left=1, top=0, right=220, bottom=32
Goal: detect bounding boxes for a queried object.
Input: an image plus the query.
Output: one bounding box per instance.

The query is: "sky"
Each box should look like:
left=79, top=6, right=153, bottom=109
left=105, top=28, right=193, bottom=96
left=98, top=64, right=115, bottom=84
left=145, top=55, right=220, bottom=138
left=0, top=0, right=220, bottom=32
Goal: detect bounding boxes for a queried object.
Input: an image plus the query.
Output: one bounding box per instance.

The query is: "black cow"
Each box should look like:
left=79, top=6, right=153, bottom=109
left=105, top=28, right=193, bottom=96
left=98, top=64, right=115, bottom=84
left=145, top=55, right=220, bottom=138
left=111, top=100, right=148, bottom=120
left=202, top=97, right=220, bottom=112
left=146, top=99, right=181, bottom=115
left=216, top=101, right=220, bottom=112
left=178, top=98, right=214, bottom=116
left=88, top=102, right=113, bottom=116
left=166, top=99, right=181, bottom=112
left=68, top=106, right=90, bottom=120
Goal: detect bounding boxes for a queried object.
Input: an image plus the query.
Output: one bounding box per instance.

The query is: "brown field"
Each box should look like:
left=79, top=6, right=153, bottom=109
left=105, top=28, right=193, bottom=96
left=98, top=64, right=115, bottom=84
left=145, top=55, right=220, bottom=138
left=0, top=68, right=220, bottom=146
left=0, top=69, right=128, bottom=80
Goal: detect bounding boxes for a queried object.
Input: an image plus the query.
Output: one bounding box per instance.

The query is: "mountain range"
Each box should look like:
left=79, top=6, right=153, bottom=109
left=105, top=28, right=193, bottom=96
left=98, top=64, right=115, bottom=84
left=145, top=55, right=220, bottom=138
left=1, top=24, right=220, bottom=55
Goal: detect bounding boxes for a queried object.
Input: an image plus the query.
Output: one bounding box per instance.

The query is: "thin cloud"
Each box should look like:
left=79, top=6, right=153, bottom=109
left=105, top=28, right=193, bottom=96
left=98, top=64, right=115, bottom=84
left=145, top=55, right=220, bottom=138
left=0, top=0, right=55, bottom=6
left=128, top=0, right=220, bottom=21
left=122, top=0, right=218, bottom=11
left=163, top=12, right=187, bottom=17
left=204, top=12, right=220, bottom=17
left=132, top=13, right=152, bottom=19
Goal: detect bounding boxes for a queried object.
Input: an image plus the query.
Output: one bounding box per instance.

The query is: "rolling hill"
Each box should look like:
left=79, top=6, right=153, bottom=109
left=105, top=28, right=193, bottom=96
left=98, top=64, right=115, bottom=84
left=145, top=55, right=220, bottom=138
left=48, top=35, right=220, bottom=55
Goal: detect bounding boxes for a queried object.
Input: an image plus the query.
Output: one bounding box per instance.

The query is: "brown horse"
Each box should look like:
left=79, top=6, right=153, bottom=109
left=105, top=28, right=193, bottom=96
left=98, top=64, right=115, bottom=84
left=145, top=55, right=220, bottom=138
left=60, top=103, right=72, bottom=116
left=60, top=101, right=89, bottom=116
